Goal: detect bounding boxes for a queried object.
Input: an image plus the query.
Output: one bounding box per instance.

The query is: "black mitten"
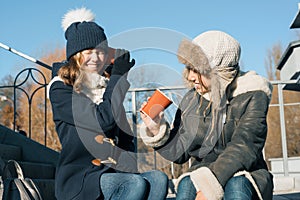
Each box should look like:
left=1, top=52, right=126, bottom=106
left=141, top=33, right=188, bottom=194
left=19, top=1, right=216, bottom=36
left=111, top=49, right=135, bottom=76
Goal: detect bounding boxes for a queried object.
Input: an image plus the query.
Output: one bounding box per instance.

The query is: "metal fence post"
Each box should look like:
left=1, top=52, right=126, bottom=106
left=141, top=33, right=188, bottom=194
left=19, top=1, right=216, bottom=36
left=278, top=83, right=289, bottom=176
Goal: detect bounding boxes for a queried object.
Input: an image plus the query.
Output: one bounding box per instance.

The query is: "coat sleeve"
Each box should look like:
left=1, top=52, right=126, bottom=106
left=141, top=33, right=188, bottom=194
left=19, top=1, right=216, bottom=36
left=154, top=108, right=193, bottom=164
left=49, top=75, right=130, bottom=133
left=140, top=90, right=196, bottom=164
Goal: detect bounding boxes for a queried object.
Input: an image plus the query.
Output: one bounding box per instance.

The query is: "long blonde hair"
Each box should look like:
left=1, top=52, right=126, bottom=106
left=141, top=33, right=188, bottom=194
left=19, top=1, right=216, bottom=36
left=183, top=66, right=212, bottom=117
left=58, top=52, right=88, bottom=92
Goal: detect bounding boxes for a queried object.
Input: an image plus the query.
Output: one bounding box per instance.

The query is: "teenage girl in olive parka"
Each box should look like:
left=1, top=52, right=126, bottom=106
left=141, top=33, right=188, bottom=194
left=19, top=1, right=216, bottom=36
left=141, top=30, right=273, bottom=200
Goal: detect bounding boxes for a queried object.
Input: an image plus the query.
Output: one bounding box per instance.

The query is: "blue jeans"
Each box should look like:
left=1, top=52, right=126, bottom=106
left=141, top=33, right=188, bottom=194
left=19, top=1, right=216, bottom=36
left=176, top=175, right=256, bottom=200
left=176, top=176, right=196, bottom=200
left=224, top=176, right=257, bottom=200
left=100, top=170, right=168, bottom=200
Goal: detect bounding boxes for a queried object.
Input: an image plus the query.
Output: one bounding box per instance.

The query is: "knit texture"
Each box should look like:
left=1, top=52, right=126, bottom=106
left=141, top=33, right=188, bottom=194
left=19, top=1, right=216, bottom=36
left=62, top=8, right=108, bottom=60
left=193, top=30, right=240, bottom=68
left=177, top=30, right=241, bottom=158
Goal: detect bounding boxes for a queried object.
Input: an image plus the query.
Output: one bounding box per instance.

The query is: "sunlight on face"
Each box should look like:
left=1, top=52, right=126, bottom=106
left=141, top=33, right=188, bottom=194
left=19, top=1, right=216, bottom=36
left=188, top=70, right=211, bottom=94
left=81, top=48, right=107, bottom=73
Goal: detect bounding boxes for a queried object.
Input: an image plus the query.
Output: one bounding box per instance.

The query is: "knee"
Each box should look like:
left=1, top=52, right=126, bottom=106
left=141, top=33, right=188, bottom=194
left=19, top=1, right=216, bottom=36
left=176, top=176, right=197, bottom=199
left=179, top=176, right=193, bottom=186
left=224, top=175, right=256, bottom=199
left=129, top=174, right=147, bottom=190
left=225, top=176, right=250, bottom=190
left=147, top=170, right=169, bottom=188
left=177, top=176, right=195, bottom=191
left=152, top=170, right=168, bottom=183
left=118, top=175, right=147, bottom=199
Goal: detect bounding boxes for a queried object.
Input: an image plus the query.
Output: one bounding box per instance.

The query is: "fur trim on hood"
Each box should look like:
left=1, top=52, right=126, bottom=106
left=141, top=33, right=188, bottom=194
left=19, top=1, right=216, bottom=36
left=177, top=38, right=211, bottom=76
left=232, top=71, right=272, bottom=100
left=199, top=71, right=273, bottom=102
left=177, top=31, right=241, bottom=159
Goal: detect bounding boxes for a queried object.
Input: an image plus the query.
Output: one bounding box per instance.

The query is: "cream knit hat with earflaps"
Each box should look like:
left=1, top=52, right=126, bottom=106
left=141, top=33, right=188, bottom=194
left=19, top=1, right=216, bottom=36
left=192, top=30, right=240, bottom=111
left=178, top=30, right=241, bottom=93
left=177, top=30, right=241, bottom=158
left=193, top=30, right=240, bottom=69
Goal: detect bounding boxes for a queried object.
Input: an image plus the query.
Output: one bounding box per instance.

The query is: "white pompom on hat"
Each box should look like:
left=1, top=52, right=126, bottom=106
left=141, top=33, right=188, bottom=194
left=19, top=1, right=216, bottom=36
left=62, top=7, right=96, bottom=31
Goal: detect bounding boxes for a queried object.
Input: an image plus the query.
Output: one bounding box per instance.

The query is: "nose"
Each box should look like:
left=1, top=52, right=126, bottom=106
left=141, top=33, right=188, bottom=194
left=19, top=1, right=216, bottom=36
left=188, top=70, right=196, bottom=81
left=90, top=52, right=99, bottom=61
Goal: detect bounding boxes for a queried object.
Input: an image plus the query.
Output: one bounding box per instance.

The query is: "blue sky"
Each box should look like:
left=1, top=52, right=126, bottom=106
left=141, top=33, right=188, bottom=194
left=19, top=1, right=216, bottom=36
left=1, top=0, right=300, bottom=83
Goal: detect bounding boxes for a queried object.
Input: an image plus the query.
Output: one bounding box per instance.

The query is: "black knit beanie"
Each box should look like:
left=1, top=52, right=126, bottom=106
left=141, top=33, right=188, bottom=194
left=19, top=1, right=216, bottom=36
left=62, top=8, right=108, bottom=60
left=65, top=21, right=108, bottom=60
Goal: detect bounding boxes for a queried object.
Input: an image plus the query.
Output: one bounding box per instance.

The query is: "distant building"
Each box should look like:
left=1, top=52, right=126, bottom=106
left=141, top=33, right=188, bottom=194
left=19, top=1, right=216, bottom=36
left=277, top=3, right=300, bottom=91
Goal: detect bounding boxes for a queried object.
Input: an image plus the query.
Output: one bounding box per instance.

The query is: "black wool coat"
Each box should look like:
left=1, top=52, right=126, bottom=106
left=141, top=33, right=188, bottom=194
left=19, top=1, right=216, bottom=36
left=49, top=75, right=136, bottom=200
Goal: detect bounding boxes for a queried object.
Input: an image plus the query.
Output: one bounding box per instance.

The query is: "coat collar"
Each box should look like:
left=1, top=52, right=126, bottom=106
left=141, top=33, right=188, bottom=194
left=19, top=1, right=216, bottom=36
left=232, top=71, right=272, bottom=100
left=199, top=70, right=273, bottom=101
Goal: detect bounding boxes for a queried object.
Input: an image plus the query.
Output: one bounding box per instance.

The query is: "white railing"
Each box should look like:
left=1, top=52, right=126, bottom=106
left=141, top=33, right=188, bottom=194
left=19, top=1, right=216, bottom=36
left=269, top=79, right=300, bottom=177
left=127, top=80, right=300, bottom=177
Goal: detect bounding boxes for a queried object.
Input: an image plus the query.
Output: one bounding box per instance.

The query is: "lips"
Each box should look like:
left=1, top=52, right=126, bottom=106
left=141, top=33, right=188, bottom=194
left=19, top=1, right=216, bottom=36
left=87, top=63, right=100, bottom=68
left=87, top=64, right=99, bottom=67
left=194, top=83, right=200, bottom=88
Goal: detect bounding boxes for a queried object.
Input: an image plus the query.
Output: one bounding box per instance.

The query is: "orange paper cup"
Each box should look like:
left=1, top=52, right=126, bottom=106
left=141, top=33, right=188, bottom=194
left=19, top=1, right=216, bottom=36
left=141, top=89, right=173, bottom=120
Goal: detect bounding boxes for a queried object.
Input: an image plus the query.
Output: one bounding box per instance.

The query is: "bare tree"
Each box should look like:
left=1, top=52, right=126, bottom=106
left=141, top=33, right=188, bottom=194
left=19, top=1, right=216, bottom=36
left=34, top=47, right=65, bottom=151
left=264, top=42, right=282, bottom=80
left=264, top=40, right=300, bottom=170
left=0, top=75, right=19, bottom=129
left=0, top=47, right=65, bottom=151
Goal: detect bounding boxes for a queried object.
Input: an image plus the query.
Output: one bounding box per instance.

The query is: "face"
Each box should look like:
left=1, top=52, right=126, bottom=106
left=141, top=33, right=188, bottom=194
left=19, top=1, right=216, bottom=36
left=187, top=69, right=211, bottom=94
left=81, top=48, right=107, bottom=74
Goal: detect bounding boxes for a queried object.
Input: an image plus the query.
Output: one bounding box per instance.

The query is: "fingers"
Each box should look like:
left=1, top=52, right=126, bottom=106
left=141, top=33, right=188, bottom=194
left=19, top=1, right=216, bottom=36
left=152, top=111, right=164, bottom=124
left=140, top=110, right=152, bottom=126
left=123, top=50, right=129, bottom=61
left=111, top=48, right=134, bottom=75
left=140, top=101, right=147, bottom=110
left=140, top=103, right=148, bottom=120
left=114, top=48, right=134, bottom=67
left=130, top=58, right=135, bottom=66
left=115, top=48, right=123, bottom=59
left=140, top=101, right=150, bottom=121
left=158, top=111, right=164, bottom=119
left=140, top=111, right=147, bottom=120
